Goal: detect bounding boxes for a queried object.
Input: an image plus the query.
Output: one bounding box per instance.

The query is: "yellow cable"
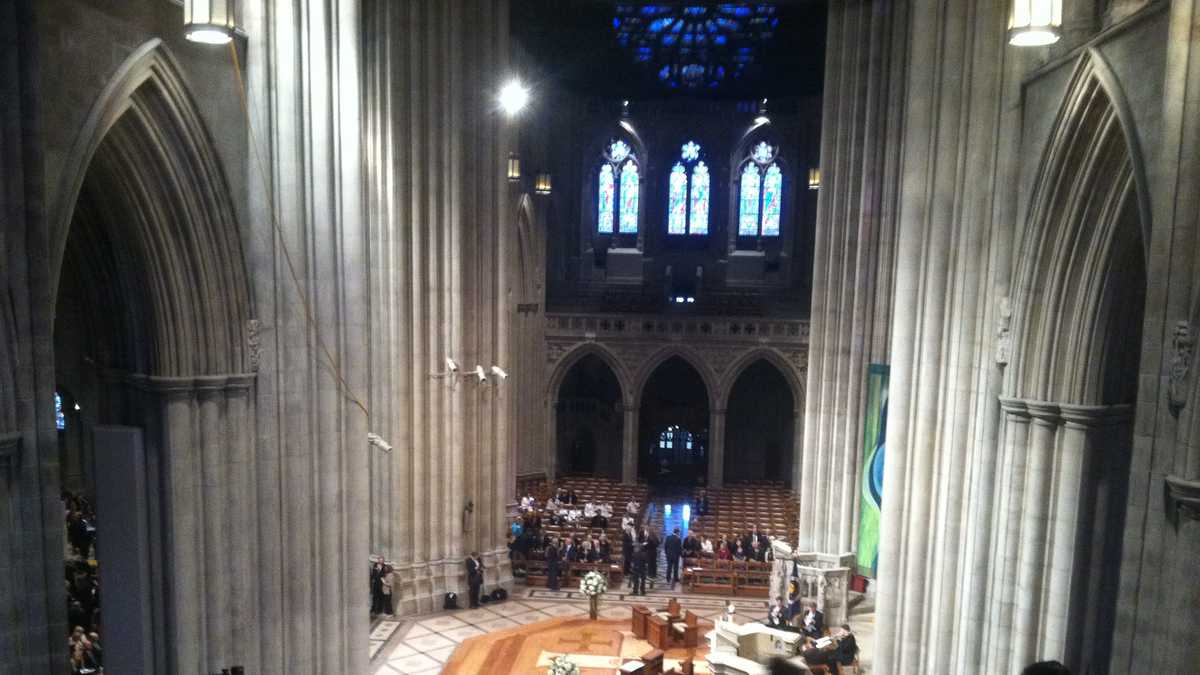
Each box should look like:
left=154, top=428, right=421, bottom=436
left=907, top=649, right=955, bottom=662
left=227, top=40, right=370, bottom=420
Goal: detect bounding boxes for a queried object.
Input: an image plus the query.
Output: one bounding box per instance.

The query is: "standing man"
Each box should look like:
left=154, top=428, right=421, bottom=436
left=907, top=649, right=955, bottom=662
left=645, top=528, right=660, bottom=583
left=622, top=527, right=634, bottom=578
left=466, top=552, right=484, bottom=609
left=664, top=528, right=683, bottom=588
left=631, top=540, right=647, bottom=596
left=546, top=538, right=562, bottom=591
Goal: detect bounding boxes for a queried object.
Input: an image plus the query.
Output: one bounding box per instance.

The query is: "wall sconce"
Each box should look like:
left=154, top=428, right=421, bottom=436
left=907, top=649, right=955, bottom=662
left=184, top=0, right=238, bottom=45
left=1009, top=0, right=1062, bottom=46
left=507, top=153, right=521, bottom=182
left=754, top=98, right=770, bottom=126
left=535, top=171, right=552, bottom=195
left=807, top=167, right=821, bottom=191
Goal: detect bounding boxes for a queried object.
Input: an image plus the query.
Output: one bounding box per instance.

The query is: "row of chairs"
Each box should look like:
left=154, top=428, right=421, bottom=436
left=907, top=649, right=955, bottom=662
left=681, top=559, right=772, bottom=596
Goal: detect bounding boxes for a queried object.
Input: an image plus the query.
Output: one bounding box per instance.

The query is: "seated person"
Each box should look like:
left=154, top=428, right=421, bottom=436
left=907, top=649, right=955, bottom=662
left=1022, top=662, right=1071, bottom=675
left=626, top=499, right=640, bottom=515
left=800, top=602, right=825, bottom=639
left=622, top=514, right=636, bottom=531
left=701, top=537, right=714, bottom=556
left=732, top=542, right=747, bottom=561
left=583, top=540, right=598, bottom=562
left=597, top=535, right=612, bottom=562
left=682, top=533, right=701, bottom=558
left=599, top=502, right=613, bottom=518
left=566, top=489, right=579, bottom=505
left=717, top=541, right=732, bottom=560
left=767, top=596, right=789, bottom=628
left=584, top=501, right=596, bottom=518
left=801, top=625, right=856, bottom=674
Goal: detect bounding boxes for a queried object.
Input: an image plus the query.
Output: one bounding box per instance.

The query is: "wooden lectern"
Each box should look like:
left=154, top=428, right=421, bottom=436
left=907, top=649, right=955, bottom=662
left=632, top=605, right=650, bottom=639
left=647, top=614, right=671, bottom=649
left=640, top=649, right=664, bottom=675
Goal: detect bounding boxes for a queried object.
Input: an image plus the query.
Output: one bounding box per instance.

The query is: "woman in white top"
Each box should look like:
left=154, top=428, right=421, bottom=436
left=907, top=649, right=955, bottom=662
left=701, top=537, right=714, bottom=555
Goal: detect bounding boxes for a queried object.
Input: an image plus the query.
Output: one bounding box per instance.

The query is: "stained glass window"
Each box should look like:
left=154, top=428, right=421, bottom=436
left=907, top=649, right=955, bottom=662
left=738, top=164, right=761, bottom=235
left=668, top=163, right=688, bottom=234
left=55, top=392, right=65, bottom=431
left=619, top=162, right=640, bottom=234
left=598, top=139, right=640, bottom=234
left=689, top=162, right=710, bottom=235
left=614, top=5, right=780, bottom=89
left=598, top=164, right=615, bottom=234
left=762, top=164, right=782, bottom=237
left=737, top=142, right=784, bottom=237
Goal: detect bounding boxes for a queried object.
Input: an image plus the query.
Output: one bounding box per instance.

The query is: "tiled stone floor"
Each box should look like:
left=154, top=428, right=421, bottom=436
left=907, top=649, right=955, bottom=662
left=370, top=585, right=875, bottom=675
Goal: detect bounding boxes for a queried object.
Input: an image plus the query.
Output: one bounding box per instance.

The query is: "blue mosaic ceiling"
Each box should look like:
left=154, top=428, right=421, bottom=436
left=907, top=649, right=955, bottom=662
left=614, top=4, right=780, bottom=89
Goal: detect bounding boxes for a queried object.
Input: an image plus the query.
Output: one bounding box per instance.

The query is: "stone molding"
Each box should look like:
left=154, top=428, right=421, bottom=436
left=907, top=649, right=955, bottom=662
left=1165, top=474, right=1200, bottom=524
left=999, top=397, right=1134, bottom=429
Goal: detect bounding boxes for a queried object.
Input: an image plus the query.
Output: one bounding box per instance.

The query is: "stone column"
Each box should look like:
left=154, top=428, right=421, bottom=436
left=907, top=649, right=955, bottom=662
left=799, top=0, right=907, bottom=553
left=622, top=404, right=639, bottom=484
left=708, top=409, right=727, bottom=488
left=873, top=2, right=1011, bottom=673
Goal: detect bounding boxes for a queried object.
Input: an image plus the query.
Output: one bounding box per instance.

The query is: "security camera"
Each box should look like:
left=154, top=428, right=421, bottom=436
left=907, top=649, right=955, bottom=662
left=490, top=366, right=509, bottom=380
left=367, top=433, right=394, bottom=453
left=445, top=357, right=459, bottom=373
left=472, top=365, right=488, bottom=383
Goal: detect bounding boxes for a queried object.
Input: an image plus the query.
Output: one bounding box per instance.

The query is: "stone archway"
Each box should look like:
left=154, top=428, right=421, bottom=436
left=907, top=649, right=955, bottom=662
left=544, top=343, right=633, bottom=480
left=50, top=40, right=256, bottom=675
left=982, top=50, right=1149, bottom=675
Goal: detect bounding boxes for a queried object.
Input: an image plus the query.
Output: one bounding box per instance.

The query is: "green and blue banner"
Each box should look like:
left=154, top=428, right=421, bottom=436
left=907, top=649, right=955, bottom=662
left=856, top=364, right=889, bottom=578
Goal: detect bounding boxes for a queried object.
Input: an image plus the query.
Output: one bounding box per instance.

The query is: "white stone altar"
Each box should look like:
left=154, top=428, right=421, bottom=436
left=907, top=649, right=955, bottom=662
left=706, top=620, right=810, bottom=674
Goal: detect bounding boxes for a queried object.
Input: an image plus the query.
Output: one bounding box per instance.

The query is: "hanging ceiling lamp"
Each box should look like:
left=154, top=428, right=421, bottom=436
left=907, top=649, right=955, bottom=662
left=807, top=167, right=821, bottom=191
left=184, top=0, right=238, bottom=45
left=535, top=172, right=553, bottom=195
left=1008, top=0, right=1062, bottom=47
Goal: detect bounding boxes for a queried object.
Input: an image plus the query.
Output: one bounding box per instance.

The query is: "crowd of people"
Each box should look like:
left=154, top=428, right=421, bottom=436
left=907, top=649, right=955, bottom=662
left=62, top=491, right=103, bottom=674
left=680, top=524, right=775, bottom=563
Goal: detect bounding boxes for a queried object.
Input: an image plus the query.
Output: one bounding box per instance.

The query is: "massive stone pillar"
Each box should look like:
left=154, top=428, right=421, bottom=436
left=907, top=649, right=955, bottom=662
left=873, top=2, right=1013, bottom=673
left=361, top=0, right=513, bottom=611
left=244, top=0, right=369, bottom=671
left=799, top=0, right=907, bottom=553
left=622, top=404, right=639, bottom=484
left=708, top=408, right=727, bottom=488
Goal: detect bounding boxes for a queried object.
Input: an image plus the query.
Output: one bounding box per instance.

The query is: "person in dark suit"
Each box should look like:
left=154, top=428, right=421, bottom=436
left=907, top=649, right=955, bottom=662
left=630, top=541, right=647, bottom=595
left=832, top=625, right=858, bottom=672
left=622, top=528, right=634, bottom=577
left=466, top=552, right=484, bottom=608
left=546, top=539, right=561, bottom=591
left=645, top=529, right=660, bottom=581
left=664, top=528, right=683, bottom=588
left=801, top=602, right=825, bottom=638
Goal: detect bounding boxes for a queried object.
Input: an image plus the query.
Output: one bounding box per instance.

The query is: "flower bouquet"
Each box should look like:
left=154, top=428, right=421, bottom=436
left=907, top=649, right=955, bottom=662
left=579, top=570, right=607, bottom=620
left=548, top=655, right=580, bottom=675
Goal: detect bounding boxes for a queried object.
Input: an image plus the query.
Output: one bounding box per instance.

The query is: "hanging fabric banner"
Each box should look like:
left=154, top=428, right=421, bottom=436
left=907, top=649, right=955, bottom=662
left=857, top=364, right=889, bottom=577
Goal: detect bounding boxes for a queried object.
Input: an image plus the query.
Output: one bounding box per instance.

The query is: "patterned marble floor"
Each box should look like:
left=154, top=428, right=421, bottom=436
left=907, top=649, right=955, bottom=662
left=369, top=585, right=875, bottom=675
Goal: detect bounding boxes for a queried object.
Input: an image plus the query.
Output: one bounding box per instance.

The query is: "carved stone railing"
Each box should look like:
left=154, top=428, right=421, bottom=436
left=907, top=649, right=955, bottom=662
left=770, top=544, right=853, bottom=627
left=546, top=312, right=810, bottom=343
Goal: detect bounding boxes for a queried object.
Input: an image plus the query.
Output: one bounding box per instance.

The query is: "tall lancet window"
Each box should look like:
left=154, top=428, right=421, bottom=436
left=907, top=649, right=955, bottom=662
left=668, top=141, right=710, bottom=236
left=597, top=139, right=640, bottom=234
left=737, top=141, right=784, bottom=237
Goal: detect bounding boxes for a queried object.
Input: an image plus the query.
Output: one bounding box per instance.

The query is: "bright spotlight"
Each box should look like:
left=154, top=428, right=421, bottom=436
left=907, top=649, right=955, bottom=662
left=499, top=79, right=530, bottom=117
left=683, top=504, right=691, bottom=522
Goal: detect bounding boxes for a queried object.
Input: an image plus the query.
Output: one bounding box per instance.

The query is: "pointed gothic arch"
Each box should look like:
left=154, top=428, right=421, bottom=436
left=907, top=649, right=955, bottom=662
left=49, top=38, right=252, bottom=377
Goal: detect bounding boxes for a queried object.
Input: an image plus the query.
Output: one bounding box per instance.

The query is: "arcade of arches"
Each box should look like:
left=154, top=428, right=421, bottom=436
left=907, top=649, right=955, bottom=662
left=4, top=2, right=1200, bottom=675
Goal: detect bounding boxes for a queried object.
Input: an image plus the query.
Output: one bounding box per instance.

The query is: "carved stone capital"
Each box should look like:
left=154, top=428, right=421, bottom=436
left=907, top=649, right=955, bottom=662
left=1165, top=474, right=1200, bottom=525
left=1168, top=321, right=1192, bottom=417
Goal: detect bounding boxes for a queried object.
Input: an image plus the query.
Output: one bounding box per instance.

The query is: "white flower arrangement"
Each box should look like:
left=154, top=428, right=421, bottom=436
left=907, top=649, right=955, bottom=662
left=579, top=570, right=607, bottom=597
left=548, top=655, right=580, bottom=675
